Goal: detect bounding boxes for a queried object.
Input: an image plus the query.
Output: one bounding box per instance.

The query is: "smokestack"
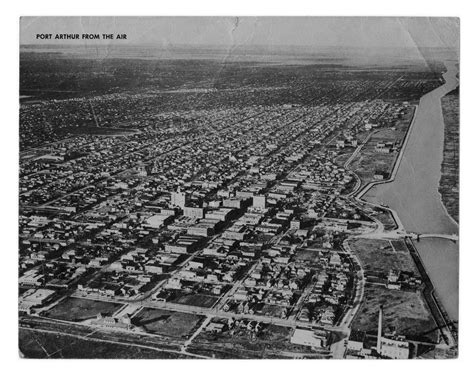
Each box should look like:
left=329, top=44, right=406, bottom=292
left=377, top=305, right=383, bottom=354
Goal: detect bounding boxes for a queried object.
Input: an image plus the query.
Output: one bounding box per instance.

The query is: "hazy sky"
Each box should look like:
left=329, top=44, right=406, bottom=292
left=20, top=17, right=459, bottom=50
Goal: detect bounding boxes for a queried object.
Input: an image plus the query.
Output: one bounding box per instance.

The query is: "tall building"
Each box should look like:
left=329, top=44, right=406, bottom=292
left=135, top=162, right=148, bottom=177
left=253, top=195, right=266, bottom=209
left=183, top=207, right=204, bottom=219
left=171, top=189, right=187, bottom=209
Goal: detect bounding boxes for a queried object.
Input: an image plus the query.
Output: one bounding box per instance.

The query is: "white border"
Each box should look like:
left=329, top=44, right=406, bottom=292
left=2, top=1, right=473, bottom=371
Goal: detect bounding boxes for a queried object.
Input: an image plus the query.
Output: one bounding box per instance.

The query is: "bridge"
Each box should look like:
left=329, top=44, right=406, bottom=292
left=414, top=233, right=459, bottom=242
left=356, top=230, right=458, bottom=242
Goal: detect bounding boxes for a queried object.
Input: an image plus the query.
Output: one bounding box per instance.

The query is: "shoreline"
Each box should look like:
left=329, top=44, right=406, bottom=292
left=357, top=62, right=458, bottom=236
left=345, top=63, right=459, bottom=341
left=438, top=89, right=460, bottom=227
left=352, top=104, right=420, bottom=233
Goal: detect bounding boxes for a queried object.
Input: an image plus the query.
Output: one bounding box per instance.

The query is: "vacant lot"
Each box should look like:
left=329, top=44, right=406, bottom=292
left=43, top=297, right=122, bottom=322
left=353, top=285, right=439, bottom=343
left=349, top=107, right=415, bottom=189
left=19, top=329, right=190, bottom=359
left=333, top=147, right=356, bottom=167
left=294, top=249, right=321, bottom=263
left=132, top=308, right=203, bottom=338
left=170, top=293, right=218, bottom=308
left=193, top=320, right=328, bottom=358
left=349, top=238, right=417, bottom=274
left=260, top=304, right=287, bottom=317
left=374, top=208, right=398, bottom=231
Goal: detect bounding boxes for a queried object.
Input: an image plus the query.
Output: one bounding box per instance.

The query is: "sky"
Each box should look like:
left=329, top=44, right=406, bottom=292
left=20, top=16, right=460, bottom=51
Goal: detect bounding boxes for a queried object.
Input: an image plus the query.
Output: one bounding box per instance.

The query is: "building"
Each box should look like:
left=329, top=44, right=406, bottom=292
left=19, top=269, right=44, bottom=286
left=336, top=140, right=345, bottom=148
left=206, top=208, right=232, bottom=221
left=290, top=219, right=301, bottom=229
left=135, top=162, right=148, bottom=176
left=144, top=263, right=164, bottom=274
left=253, top=195, right=266, bottom=209
left=206, top=322, right=226, bottom=333
left=91, top=313, right=133, bottom=330
left=380, top=337, right=410, bottom=359
left=377, top=306, right=410, bottom=359
left=347, top=330, right=366, bottom=352
left=19, top=288, right=56, bottom=312
left=171, top=190, right=187, bottom=209
left=223, top=230, right=247, bottom=241
left=183, top=207, right=204, bottom=219
left=374, top=169, right=390, bottom=180
left=235, top=191, right=254, bottom=198
left=290, top=328, right=327, bottom=348
left=187, top=225, right=212, bottom=237
left=145, top=214, right=172, bottom=229
left=223, top=198, right=244, bottom=209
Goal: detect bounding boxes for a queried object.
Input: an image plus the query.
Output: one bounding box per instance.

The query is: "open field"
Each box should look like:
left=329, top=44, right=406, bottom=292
left=43, top=297, right=123, bottom=322
left=352, top=284, right=439, bottom=343
left=333, top=147, right=356, bottom=167
left=132, top=307, right=204, bottom=338
left=260, top=304, right=287, bottom=317
left=170, top=293, right=219, bottom=308
left=349, top=238, right=417, bottom=274
left=440, top=88, right=459, bottom=222
left=294, top=249, right=321, bottom=262
left=349, top=106, right=415, bottom=190
left=19, top=328, right=190, bottom=359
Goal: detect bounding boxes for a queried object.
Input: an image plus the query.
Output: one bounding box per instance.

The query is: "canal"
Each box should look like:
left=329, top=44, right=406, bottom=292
left=364, top=61, right=459, bottom=321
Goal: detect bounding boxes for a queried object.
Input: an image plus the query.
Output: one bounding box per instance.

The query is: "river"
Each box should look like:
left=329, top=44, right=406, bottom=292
left=363, top=61, right=459, bottom=321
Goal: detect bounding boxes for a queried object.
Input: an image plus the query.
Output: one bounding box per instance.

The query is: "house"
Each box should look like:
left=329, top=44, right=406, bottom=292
left=206, top=322, right=225, bottom=333
left=320, top=308, right=335, bottom=325
left=233, top=288, right=248, bottom=301
left=374, top=170, right=390, bottom=180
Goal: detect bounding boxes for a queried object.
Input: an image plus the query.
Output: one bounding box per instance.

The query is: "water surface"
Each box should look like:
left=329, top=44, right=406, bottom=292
left=365, top=62, right=459, bottom=320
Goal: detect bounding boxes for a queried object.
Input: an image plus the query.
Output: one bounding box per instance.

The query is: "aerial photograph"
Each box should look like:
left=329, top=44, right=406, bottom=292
left=18, top=16, right=459, bottom=359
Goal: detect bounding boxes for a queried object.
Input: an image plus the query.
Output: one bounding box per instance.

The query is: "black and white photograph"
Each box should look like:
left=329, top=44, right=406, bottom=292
left=17, top=14, right=460, bottom=360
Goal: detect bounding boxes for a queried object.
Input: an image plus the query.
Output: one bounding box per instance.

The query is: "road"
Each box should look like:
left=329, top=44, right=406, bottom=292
left=19, top=73, right=423, bottom=359
left=183, top=315, right=212, bottom=349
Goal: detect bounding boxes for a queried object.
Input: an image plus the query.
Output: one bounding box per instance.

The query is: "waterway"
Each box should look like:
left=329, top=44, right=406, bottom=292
left=364, top=61, right=459, bottom=321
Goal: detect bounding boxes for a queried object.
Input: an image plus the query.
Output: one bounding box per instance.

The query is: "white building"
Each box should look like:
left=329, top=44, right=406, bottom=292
left=290, top=328, right=325, bottom=348
left=252, top=195, right=266, bottom=209
left=171, top=190, right=187, bottom=209
left=380, top=337, right=410, bottom=359
left=19, top=288, right=56, bottom=312
left=183, top=207, right=204, bottom=219
left=146, top=214, right=172, bottom=228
